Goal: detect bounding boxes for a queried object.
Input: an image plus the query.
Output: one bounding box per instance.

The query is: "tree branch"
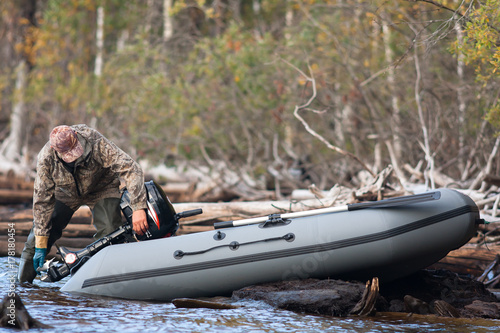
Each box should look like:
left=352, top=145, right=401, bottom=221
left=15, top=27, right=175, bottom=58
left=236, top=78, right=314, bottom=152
left=281, top=58, right=376, bottom=177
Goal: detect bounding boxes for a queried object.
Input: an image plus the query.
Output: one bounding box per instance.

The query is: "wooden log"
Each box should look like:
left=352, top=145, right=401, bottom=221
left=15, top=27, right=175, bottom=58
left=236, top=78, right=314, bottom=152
left=0, top=189, right=33, bottom=204
left=483, top=174, right=500, bottom=187
left=429, top=244, right=500, bottom=277
left=477, top=254, right=500, bottom=283
left=0, top=173, right=34, bottom=190
left=0, top=206, right=92, bottom=224
left=402, top=164, right=457, bottom=187
left=432, top=300, right=461, bottom=318
left=0, top=221, right=96, bottom=237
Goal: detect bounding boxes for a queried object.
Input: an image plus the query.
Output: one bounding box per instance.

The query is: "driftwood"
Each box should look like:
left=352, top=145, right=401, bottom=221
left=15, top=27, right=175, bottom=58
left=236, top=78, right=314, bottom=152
left=432, top=299, right=461, bottom=318
left=429, top=244, right=500, bottom=276
left=0, top=173, right=33, bottom=190
left=350, top=277, right=379, bottom=316
left=475, top=254, right=500, bottom=289
left=0, top=189, right=33, bottom=204
left=403, top=163, right=458, bottom=188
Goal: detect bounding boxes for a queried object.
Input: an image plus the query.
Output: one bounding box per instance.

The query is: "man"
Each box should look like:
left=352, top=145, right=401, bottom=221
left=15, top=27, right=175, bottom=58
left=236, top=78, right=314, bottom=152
left=17, top=124, right=149, bottom=283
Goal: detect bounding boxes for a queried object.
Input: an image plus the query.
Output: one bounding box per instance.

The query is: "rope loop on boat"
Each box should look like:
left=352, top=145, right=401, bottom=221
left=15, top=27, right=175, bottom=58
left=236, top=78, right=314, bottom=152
left=173, top=233, right=295, bottom=259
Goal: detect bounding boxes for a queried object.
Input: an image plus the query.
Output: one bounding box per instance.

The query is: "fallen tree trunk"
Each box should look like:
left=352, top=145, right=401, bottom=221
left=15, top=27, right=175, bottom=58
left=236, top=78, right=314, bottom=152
left=429, top=244, right=500, bottom=276
left=0, top=189, right=33, bottom=204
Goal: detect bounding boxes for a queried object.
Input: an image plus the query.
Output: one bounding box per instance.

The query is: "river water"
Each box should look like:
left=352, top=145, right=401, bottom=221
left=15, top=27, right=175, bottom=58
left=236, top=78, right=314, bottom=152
left=1, top=257, right=499, bottom=332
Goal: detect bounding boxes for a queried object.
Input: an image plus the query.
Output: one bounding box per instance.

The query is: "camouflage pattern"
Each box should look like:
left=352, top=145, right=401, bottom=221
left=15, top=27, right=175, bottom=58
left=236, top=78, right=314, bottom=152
left=50, top=125, right=84, bottom=162
left=33, top=124, right=147, bottom=237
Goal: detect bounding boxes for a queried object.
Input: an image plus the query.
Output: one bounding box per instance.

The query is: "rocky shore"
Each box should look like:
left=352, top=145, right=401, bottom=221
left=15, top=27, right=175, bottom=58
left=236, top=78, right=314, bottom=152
left=230, top=269, right=500, bottom=319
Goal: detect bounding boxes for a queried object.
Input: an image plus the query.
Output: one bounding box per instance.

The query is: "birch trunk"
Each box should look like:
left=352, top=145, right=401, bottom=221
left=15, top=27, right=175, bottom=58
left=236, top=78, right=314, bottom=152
left=413, top=39, right=435, bottom=189
left=454, top=15, right=466, bottom=172
left=284, top=1, right=294, bottom=148
left=0, top=60, right=28, bottom=165
left=163, top=0, right=173, bottom=42
left=94, top=5, right=104, bottom=77
left=382, top=14, right=402, bottom=161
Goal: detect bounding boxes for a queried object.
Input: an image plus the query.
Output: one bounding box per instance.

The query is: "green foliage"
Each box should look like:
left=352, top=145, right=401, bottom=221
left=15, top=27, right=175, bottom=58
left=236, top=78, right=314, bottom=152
left=453, top=0, right=500, bottom=127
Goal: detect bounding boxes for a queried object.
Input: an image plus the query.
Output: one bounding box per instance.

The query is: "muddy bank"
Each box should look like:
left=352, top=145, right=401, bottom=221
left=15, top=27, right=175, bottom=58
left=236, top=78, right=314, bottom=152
left=232, top=269, right=500, bottom=319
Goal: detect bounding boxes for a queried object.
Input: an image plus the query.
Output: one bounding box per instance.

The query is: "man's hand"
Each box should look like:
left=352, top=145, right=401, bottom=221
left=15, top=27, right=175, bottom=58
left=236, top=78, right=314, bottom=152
left=33, top=248, right=47, bottom=275
left=132, top=209, right=148, bottom=235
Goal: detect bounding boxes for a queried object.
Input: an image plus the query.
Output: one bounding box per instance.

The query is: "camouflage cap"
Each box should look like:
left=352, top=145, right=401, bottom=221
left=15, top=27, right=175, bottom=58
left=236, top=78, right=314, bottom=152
left=49, top=125, right=84, bottom=163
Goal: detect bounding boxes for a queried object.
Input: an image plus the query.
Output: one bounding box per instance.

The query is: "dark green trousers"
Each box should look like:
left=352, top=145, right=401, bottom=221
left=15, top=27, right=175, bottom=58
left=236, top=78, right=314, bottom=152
left=18, top=197, right=122, bottom=283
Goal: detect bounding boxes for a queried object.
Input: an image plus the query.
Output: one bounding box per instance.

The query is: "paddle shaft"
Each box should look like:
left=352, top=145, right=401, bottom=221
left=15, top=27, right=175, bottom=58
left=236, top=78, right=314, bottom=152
left=213, top=190, right=441, bottom=229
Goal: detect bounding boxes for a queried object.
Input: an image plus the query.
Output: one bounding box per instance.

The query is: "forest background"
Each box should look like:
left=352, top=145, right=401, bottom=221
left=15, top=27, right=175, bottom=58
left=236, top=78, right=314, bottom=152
left=1, top=0, right=500, bottom=201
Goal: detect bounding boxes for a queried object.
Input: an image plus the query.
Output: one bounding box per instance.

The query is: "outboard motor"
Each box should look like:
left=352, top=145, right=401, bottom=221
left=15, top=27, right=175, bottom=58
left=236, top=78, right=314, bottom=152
left=121, top=180, right=179, bottom=240
left=41, top=181, right=202, bottom=282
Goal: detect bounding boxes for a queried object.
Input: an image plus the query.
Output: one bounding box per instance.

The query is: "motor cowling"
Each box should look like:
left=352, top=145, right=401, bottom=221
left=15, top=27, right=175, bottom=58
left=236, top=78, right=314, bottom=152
left=120, top=180, right=179, bottom=241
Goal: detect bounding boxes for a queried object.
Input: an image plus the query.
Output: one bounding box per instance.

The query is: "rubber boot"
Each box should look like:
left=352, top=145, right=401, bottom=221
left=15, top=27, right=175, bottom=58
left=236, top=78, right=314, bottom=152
left=17, top=201, right=75, bottom=284
left=17, top=258, right=37, bottom=284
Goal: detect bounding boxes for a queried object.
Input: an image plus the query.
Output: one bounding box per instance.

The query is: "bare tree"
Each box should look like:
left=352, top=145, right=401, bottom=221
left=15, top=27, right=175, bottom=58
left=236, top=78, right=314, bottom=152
left=163, top=0, right=173, bottom=42
left=0, top=0, right=37, bottom=174
left=284, top=59, right=375, bottom=178
left=94, top=5, right=104, bottom=77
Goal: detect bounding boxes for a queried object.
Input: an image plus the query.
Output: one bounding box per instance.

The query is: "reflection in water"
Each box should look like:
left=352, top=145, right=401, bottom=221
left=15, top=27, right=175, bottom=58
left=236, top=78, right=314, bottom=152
left=1, top=257, right=499, bottom=332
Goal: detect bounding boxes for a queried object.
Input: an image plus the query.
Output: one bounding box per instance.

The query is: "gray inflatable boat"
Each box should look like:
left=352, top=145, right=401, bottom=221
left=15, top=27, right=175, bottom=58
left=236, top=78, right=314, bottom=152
left=60, top=188, right=481, bottom=301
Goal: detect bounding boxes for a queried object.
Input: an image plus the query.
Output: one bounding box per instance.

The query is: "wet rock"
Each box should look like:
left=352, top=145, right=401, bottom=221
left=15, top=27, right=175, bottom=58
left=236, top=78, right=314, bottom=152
left=464, top=300, right=500, bottom=319
left=0, top=293, right=50, bottom=330
left=232, top=269, right=500, bottom=319
left=388, top=299, right=406, bottom=312
left=232, top=278, right=366, bottom=317
left=404, top=295, right=433, bottom=315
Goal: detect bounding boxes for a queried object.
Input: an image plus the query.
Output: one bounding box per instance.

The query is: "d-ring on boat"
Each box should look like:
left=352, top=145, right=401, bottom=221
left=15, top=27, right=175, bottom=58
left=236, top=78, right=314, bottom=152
left=53, top=184, right=481, bottom=301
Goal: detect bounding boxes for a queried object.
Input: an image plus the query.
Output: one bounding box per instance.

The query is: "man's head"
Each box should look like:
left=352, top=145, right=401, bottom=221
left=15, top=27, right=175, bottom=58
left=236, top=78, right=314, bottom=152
left=50, top=125, right=83, bottom=163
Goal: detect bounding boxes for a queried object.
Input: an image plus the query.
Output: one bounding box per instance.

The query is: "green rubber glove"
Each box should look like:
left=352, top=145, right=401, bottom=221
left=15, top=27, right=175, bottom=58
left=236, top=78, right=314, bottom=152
left=33, top=248, right=47, bottom=275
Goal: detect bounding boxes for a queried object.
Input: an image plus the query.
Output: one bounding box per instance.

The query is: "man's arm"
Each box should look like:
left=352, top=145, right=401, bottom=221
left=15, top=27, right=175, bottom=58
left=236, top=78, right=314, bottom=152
left=32, top=147, right=56, bottom=271
left=94, top=131, right=148, bottom=235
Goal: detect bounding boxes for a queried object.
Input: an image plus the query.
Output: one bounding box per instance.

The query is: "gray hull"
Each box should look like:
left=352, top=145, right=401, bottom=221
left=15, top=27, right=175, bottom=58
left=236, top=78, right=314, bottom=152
left=61, top=189, right=479, bottom=300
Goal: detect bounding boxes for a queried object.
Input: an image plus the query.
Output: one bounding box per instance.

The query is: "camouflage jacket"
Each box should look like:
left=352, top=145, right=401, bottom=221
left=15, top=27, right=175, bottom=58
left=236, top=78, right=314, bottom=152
left=33, top=124, right=147, bottom=237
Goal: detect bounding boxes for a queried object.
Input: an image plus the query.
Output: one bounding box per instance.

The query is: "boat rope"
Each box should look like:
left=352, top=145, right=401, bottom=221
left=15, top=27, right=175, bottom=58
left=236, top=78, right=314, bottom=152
left=174, top=233, right=295, bottom=259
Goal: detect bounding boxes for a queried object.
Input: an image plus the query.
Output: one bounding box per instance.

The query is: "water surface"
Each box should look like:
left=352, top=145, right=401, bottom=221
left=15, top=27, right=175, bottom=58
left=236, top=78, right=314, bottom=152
left=1, top=257, right=499, bottom=332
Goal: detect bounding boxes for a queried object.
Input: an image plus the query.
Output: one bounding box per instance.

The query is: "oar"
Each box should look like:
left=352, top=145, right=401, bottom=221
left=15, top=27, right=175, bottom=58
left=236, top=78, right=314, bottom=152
left=213, top=190, right=441, bottom=229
